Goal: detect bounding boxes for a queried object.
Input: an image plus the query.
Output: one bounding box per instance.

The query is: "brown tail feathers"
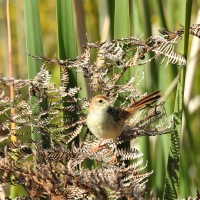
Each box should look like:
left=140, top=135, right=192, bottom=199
left=126, top=90, right=161, bottom=114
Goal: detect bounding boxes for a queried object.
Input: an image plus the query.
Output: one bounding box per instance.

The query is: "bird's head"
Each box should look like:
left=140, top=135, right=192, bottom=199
left=88, top=95, right=113, bottom=113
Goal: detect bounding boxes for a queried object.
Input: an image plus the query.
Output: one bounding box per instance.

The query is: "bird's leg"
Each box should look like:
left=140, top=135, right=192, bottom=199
left=110, top=138, right=118, bottom=163
left=92, top=139, right=104, bottom=152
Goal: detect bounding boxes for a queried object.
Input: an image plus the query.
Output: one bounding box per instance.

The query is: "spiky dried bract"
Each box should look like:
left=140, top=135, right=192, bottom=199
left=28, top=27, right=188, bottom=96
left=141, top=35, right=186, bottom=66
left=119, top=102, right=173, bottom=142
left=0, top=143, right=152, bottom=200
left=183, top=189, right=200, bottom=200
left=0, top=65, right=167, bottom=199
left=189, top=23, right=200, bottom=38
left=2, top=28, right=192, bottom=198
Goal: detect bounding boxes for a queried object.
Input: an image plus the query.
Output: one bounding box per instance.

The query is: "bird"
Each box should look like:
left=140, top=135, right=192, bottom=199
left=86, top=90, right=161, bottom=162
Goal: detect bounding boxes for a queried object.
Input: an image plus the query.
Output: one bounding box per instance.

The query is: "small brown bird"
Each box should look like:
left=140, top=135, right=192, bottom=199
left=86, top=90, right=161, bottom=162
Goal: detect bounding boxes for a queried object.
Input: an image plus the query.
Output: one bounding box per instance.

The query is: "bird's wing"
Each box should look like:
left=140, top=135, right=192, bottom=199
left=107, top=106, right=128, bottom=122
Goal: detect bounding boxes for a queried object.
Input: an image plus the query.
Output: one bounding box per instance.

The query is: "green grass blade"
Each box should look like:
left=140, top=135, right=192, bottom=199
left=114, top=0, right=130, bottom=161
left=155, top=0, right=167, bottom=28
left=24, top=0, right=44, bottom=79
left=56, top=0, right=94, bottom=168
left=164, top=0, right=192, bottom=199
left=154, top=1, right=171, bottom=198
left=56, top=0, right=76, bottom=60
left=114, top=0, right=130, bottom=91
left=24, top=0, right=49, bottom=141
left=179, top=105, right=197, bottom=197
left=107, top=0, right=115, bottom=40
left=142, top=0, right=158, bottom=90
left=114, top=0, right=130, bottom=38
left=139, top=1, right=158, bottom=190
left=56, top=0, right=77, bottom=101
left=56, top=0, right=78, bottom=141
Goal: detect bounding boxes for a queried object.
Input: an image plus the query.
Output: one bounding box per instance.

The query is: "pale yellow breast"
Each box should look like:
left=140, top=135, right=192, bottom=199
left=86, top=110, right=125, bottom=139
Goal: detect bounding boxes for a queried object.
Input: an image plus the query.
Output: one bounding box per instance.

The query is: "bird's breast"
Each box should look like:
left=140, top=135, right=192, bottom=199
left=86, top=110, right=125, bottom=139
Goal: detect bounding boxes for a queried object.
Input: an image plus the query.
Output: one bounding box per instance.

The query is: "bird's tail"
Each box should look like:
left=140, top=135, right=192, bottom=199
left=126, top=90, right=161, bottom=114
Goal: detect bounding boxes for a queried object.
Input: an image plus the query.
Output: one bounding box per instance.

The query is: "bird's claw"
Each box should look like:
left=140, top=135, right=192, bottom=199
left=110, top=153, right=118, bottom=163
left=91, top=146, right=100, bottom=153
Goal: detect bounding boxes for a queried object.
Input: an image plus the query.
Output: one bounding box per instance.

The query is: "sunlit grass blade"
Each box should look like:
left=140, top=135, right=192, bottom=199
left=56, top=0, right=94, bottom=168
left=56, top=0, right=77, bottom=122
left=114, top=0, right=129, bottom=39
left=24, top=1, right=44, bottom=79
left=138, top=1, right=159, bottom=190
left=114, top=0, right=130, bottom=160
left=56, top=0, right=87, bottom=155
left=24, top=0, right=48, bottom=141
left=142, top=0, right=158, bottom=90
left=164, top=0, right=193, bottom=199
left=114, top=0, right=130, bottom=95
left=132, top=3, right=158, bottom=184
left=56, top=0, right=76, bottom=61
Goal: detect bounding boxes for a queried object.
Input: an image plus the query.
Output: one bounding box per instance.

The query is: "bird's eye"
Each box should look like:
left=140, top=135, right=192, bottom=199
left=99, top=99, right=103, bottom=103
